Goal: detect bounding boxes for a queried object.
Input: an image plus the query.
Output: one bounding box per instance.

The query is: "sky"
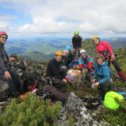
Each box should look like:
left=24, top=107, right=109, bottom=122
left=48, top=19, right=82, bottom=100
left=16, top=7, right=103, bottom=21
left=0, top=0, right=126, bottom=38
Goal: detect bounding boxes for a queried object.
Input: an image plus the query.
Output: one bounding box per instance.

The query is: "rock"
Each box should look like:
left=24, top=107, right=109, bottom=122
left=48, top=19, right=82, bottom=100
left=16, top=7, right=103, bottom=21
left=99, top=121, right=111, bottom=126
left=57, top=92, right=110, bottom=126
left=0, top=80, right=9, bottom=101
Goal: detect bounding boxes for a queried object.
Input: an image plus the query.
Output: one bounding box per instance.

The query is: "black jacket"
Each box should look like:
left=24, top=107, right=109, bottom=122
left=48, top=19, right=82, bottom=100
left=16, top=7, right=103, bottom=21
left=46, top=58, right=65, bottom=80
left=0, top=43, right=10, bottom=73
left=62, top=52, right=73, bottom=67
left=72, top=36, right=82, bottom=49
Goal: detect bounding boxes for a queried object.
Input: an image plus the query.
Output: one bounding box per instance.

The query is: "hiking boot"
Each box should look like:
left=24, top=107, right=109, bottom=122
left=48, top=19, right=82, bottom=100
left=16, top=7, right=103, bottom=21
left=118, top=70, right=126, bottom=82
left=36, top=89, right=44, bottom=96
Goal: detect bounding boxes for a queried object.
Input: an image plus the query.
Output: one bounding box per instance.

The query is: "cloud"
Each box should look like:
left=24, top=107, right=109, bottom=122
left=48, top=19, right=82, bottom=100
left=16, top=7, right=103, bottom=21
left=0, top=0, right=126, bottom=36
left=0, top=21, right=9, bottom=31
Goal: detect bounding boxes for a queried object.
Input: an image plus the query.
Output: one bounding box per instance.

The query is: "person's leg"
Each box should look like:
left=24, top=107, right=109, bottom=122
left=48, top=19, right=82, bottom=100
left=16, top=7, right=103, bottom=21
left=43, top=85, right=70, bottom=102
left=8, top=69, right=21, bottom=92
left=7, top=78, right=19, bottom=97
left=112, top=60, right=126, bottom=81
left=111, top=60, right=121, bottom=72
left=0, top=70, right=19, bottom=97
left=99, top=82, right=112, bottom=100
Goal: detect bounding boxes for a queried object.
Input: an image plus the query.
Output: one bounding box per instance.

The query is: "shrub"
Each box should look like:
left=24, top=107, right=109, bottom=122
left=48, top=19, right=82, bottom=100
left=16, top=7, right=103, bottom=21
left=0, top=94, right=62, bottom=126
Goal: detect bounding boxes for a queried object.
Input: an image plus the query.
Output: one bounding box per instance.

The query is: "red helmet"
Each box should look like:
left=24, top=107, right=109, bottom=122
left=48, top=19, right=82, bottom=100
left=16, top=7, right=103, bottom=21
left=0, top=31, right=8, bottom=39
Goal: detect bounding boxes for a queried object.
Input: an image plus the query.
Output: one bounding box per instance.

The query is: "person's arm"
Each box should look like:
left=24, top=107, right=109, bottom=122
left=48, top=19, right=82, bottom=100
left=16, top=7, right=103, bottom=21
left=98, top=65, right=111, bottom=84
left=93, top=62, right=97, bottom=79
left=0, top=56, right=8, bottom=72
left=78, top=58, right=86, bottom=68
left=88, top=57, right=94, bottom=70
left=91, top=63, right=97, bottom=84
left=104, top=42, right=113, bottom=54
left=103, top=42, right=115, bottom=59
left=93, top=68, right=97, bottom=79
left=0, top=56, right=11, bottom=79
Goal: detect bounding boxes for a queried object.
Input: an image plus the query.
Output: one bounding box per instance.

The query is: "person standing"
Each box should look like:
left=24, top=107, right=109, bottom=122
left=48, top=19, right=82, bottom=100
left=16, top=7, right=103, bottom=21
left=72, top=32, right=82, bottom=49
left=72, top=32, right=82, bottom=57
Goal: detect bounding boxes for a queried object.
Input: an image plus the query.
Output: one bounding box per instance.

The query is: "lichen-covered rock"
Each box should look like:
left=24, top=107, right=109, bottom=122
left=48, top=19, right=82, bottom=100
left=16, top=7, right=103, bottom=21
left=57, top=92, right=110, bottom=126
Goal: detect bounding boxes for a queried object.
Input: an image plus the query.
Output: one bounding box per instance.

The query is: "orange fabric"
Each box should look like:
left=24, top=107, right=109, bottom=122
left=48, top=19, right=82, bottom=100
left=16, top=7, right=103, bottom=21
left=79, top=64, right=87, bottom=68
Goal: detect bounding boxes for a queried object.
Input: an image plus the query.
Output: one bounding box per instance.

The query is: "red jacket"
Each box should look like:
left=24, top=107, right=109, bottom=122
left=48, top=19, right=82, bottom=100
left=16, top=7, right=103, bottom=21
left=96, top=41, right=114, bottom=58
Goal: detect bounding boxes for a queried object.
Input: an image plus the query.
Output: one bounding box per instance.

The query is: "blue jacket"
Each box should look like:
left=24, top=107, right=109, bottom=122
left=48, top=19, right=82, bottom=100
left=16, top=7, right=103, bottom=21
left=68, top=58, right=79, bottom=68
left=94, top=62, right=111, bottom=84
left=78, top=55, right=94, bottom=69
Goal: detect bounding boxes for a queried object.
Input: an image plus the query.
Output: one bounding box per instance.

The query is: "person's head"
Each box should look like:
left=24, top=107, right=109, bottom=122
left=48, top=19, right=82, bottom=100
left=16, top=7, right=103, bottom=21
left=92, top=35, right=100, bottom=45
left=0, top=31, right=8, bottom=44
left=9, top=54, right=18, bottom=62
left=55, top=51, right=63, bottom=62
left=63, top=50, right=69, bottom=56
left=95, top=54, right=105, bottom=65
left=74, top=31, right=79, bottom=37
left=80, top=49, right=87, bottom=59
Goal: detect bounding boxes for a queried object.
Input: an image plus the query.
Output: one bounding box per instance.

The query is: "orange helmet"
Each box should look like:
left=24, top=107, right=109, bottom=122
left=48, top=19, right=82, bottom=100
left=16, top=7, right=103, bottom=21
left=55, top=51, right=63, bottom=56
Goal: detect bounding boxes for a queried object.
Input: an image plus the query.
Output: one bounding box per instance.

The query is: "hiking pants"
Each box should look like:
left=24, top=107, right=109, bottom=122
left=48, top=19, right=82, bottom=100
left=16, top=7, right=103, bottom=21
left=99, top=82, right=112, bottom=100
left=43, top=85, right=70, bottom=102
left=107, top=57, right=121, bottom=72
left=0, top=68, right=20, bottom=97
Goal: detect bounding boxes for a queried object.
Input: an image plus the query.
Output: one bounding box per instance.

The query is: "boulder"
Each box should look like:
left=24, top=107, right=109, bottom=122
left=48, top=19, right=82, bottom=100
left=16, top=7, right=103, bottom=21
left=57, top=92, right=110, bottom=126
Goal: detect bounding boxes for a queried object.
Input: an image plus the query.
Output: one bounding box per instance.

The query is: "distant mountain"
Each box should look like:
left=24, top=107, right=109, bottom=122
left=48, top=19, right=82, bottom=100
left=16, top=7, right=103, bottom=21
left=7, top=46, right=26, bottom=55
left=6, top=36, right=71, bottom=55
left=109, top=37, right=126, bottom=49
left=22, top=51, right=53, bottom=61
left=6, top=36, right=126, bottom=61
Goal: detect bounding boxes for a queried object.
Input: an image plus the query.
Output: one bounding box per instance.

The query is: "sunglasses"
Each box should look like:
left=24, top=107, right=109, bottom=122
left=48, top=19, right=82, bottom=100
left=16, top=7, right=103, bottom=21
left=0, top=36, right=7, bottom=39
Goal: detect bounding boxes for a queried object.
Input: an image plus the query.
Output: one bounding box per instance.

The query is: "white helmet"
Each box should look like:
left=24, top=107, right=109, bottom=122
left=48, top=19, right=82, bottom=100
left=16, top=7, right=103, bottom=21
left=80, top=49, right=87, bottom=54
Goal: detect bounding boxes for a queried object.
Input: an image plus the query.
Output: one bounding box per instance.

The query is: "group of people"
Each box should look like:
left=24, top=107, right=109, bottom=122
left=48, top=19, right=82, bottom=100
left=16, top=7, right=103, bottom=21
left=46, top=32, right=126, bottom=100
left=0, top=31, right=126, bottom=102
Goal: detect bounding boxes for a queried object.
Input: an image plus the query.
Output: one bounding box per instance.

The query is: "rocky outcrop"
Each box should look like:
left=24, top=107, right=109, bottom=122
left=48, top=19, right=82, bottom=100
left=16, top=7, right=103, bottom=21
left=57, top=92, right=110, bottom=126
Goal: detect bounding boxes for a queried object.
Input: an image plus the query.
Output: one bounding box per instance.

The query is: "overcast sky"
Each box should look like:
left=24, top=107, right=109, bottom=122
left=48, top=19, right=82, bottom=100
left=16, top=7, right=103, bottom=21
left=0, top=0, right=126, bottom=37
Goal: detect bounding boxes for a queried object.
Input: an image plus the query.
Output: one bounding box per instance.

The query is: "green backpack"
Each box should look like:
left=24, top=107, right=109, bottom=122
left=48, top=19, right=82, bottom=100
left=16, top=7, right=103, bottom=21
left=104, top=91, right=124, bottom=110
